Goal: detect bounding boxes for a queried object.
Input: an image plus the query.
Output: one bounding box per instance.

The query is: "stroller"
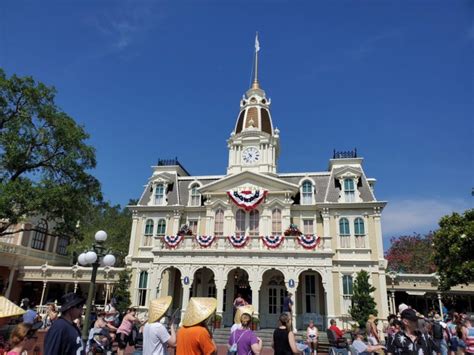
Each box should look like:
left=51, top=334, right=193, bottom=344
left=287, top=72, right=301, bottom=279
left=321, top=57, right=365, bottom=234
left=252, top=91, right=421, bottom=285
left=87, top=327, right=114, bottom=355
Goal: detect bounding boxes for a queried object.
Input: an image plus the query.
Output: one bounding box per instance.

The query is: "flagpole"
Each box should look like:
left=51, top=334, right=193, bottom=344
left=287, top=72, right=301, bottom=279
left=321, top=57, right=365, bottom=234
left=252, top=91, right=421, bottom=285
left=253, top=32, right=260, bottom=88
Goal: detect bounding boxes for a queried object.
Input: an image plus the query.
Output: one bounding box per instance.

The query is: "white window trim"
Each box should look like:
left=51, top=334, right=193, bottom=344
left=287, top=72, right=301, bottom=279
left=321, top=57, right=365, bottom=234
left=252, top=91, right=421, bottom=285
left=337, top=172, right=362, bottom=203
left=187, top=181, right=202, bottom=207
left=302, top=218, right=315, bottom=235
left=156, top=218, right=167, bottom=236
left=234, top=209, right=260, bottom=236
left=153, top=181, right=168, bottom=206
left=337, top=215, right=367, bottom=249
left=187, top=218, right=199, bottom=236
left=299, top=177, right=316, bottom=205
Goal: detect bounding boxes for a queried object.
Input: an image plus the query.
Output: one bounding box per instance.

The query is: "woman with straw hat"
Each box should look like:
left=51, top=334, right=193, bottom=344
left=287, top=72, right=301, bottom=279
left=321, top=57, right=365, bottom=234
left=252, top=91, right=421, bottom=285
left=227, top=308, right=263, bottom=355
left=143, top=296, right=176, bottom=355
left=176, top=297, right=217, bottom=355
left=230, top=305, right=255, bottom=333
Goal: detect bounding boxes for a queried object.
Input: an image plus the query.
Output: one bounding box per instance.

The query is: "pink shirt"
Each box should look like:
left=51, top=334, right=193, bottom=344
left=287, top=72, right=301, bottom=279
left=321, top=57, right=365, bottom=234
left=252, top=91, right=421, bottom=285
left=117, top=314, right=135, bottom=335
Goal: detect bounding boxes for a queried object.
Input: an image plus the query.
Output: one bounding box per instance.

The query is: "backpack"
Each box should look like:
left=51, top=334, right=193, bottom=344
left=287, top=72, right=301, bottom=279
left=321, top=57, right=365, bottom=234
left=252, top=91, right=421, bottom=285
left=228, top=330, right=250, bottom=355
left=433, top=322, right=444, bottom=340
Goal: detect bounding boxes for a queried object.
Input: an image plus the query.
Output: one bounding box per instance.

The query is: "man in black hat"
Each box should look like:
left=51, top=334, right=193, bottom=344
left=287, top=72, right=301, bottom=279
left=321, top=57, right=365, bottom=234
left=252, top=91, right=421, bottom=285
left=44, top=292, right=86, bottom=355
left=393, top=308, right=438, bottom=355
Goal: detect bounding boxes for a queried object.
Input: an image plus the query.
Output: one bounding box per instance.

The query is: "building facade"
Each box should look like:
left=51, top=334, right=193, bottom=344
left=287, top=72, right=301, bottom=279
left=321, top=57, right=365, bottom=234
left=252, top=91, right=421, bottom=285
left=126, top=68, right=389, bottom=329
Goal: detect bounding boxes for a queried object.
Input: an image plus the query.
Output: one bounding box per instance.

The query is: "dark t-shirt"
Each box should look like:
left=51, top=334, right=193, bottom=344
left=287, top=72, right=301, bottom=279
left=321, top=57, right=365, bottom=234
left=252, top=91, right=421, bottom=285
left=273, top=328, right=292, bottom=355
left=282, top=297, right=293, bottom=312
left=44, top=317, right=85, bottom=355
left=393, top=330, right=437, bottom=355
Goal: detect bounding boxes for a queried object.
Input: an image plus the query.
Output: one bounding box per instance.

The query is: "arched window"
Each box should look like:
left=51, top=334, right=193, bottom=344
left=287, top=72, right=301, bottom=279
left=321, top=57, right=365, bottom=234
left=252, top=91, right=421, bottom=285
left=249, top=210, right=259, bottom=237
left=354, top=217, right=365, bottom=248
left=272, top=208, right=282, bottom=235
left=189, top=184, right=201, bottom=206
left=302, top=181, right=313, bottom=205
left=235, top=210, right=246, bottom=236
left=342, top=275, right=353, bottom=295
left=339, top=218, right=350, bottom=248
left=138, top=271, right=148, bottom=306
left=31, top=220, right=47, bottom=250
left=143, top=219, right=154, bottom=246
left=214, top=209, right=224, bottom=237
left=157, top=219, right=166, bottom=235
left=56, top=236, right=69, bottom=256
left=154, top=184, right=165, bottom=205
left=344, top=178, right=355, bottom=202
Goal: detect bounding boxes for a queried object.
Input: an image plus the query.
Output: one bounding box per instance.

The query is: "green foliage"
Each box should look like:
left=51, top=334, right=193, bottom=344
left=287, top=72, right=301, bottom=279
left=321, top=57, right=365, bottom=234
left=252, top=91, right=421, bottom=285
left=385, top=233, right=435, bottom=273
left=432, top=209, right=474, bottom=291
left=114, top=269, right=132, bottom=314
left=0, top=68, right=101, bottom=239
left=349, top=270, right=378, bottom=327
left=70, top=201, right=133, bottom=266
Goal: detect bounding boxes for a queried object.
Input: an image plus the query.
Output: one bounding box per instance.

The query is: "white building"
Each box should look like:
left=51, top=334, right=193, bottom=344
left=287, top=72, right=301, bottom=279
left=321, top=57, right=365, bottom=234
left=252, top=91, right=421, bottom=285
left=126, top=51, right=389, bottom=329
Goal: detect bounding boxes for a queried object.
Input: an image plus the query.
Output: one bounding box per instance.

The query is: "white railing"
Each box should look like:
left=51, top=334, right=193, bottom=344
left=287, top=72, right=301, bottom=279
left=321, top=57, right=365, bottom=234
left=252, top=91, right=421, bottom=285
left=152, top=235, right=330, bottom=253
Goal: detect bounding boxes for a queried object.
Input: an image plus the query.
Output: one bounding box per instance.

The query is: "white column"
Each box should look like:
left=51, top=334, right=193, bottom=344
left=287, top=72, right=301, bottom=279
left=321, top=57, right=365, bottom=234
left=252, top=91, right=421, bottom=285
left=249, top=279, right=262, bottom=318
left=437, top=292, right=444, bottom=319
left=127, top=213, right=139, bottom=257
left=180, top=277, right=193, bottom=324
left=4, top=266, right=17, bottom=298
left=324, top=270, right=335, bottom=320
left=215, top=279, right=226, bottom=318
left=373, top=208, right=384, bottom=259
left=321, top=208, right=330, bottom=250
left=39, top=281, right=47, bottom=307
left=291, top=282, right=299, bottom=333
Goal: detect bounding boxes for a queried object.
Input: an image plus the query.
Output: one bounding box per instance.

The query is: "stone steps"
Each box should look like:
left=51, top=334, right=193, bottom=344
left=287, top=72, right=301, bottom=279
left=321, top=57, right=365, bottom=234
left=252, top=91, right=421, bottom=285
left=213, top=327, right=330, bottom=351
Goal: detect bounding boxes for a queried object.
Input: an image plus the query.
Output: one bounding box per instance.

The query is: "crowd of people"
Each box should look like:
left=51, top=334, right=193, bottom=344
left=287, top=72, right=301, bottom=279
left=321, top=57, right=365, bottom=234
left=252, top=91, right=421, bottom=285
left=1, top=291, right=474, bottom=355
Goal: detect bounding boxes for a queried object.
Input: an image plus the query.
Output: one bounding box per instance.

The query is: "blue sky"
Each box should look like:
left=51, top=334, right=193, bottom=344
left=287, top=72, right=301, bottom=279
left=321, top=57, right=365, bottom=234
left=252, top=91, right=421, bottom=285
left=1, top=1, right=472, bottom=248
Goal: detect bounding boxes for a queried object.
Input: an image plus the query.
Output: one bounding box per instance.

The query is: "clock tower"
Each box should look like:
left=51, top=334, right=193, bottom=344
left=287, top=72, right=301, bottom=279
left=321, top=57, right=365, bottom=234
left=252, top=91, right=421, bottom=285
left=227, top=35, right=280, bottom=175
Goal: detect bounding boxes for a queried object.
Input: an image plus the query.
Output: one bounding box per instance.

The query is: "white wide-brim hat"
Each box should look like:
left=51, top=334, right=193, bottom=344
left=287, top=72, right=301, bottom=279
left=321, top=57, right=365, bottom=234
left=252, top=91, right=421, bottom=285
left=234, top=305, right=255, bottom=324
left=182, top=297, right=217, bottom=327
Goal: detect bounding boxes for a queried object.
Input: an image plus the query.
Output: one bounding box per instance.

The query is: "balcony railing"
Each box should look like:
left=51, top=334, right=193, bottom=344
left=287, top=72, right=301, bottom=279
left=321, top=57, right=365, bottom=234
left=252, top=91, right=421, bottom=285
left=0, top=241, right=70, bottom=264
left=142, top=235, right=331, bottom=253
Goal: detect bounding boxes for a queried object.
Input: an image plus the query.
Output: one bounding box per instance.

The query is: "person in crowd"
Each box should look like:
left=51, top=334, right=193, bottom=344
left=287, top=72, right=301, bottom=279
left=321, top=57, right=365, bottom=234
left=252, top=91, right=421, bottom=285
left=351, top=329, right=385, bottom=355
left=393, top=308, right=437, bottom=355
left=272, top=313, right=302, bottom=355
left=432, top=313, right=449, bottom=355
left=143, top=296, right=176, bottom=355
left=306, top=319, right=318, bottom=355
left=105, top=297, right=120, bottom=327
left=398, top=303, right=409, bottom=315
left=230, top=305, right=254, bottom=334
left=44, top=292, right=86, bottom=355
left=328, top=319, right=349, bottom=340
left=366, top=314, right=380, bottom=345
left=175, top=297, right=217, bottom=355
left=7, top=323, right=39, bottom=355
left=386, top=318, right=403, bottom=355
left=461, top=317, right=474, bottom=355
left=116, top=307, right=143, bottom=355
left=233, top=294, right=247, bottom=312
left=21, top=301, right=39, bottom=325
left=227, top=309, right=262, bottom=355
left=43, top=302, right=58, bottom=329
left=19, top=298, right=29, bottom=311
left=447, top=313, right=460, bottom=355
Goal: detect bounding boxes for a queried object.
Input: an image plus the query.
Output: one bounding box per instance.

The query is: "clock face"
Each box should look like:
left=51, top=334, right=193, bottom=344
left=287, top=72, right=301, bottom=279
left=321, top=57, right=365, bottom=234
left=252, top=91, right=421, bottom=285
left=242, top=147, right=260, bottom=165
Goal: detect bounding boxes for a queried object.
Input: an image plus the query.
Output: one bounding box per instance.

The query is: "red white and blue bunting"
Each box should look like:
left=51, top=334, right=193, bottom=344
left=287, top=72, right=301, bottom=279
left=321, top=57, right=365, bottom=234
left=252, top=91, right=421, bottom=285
left=227, top=235, right=250, bottom=248
left=261, top=235, right=285, bottom=249
left=163, top=235, right=184, bottom=248
left=195, top=235, right=216, bottom=248
left=296, top=235, right=321, bottom=250
left=227, top=189, right=268, bottom=211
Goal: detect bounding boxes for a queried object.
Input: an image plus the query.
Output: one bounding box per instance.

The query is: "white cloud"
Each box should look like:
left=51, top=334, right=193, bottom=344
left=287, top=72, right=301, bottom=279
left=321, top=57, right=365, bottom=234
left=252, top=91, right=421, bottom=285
left=382, top=198, right=471, bottom=237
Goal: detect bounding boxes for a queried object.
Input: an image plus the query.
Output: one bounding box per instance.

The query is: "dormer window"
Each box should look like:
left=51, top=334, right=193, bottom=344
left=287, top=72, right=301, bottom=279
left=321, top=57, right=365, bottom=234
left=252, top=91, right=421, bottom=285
left=343, top=178, right=355, bottom=202
left=154, top=184, right=165, bottom=205
left=189, top=183, right=201, bottom=206
left=301, top=180, right=314, bottom=205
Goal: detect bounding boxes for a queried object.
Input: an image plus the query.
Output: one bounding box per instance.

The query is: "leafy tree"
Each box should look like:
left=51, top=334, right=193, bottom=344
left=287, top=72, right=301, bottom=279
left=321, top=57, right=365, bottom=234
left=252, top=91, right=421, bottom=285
left=385, top=233, right=436, bottom=274
left=0, top=69, right=101, bottom=239
left=432, top=209, right=474, bottom=291
left=349, top=270, right=378, bottom=327
left=70, top=201, right=134, bottom=266
left=114, top=269, right=132, bottom=314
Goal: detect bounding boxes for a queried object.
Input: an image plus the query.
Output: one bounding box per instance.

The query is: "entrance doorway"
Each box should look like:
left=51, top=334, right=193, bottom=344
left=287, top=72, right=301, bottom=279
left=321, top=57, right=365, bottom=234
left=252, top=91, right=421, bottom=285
left=261, top=269, right=286, bottom=328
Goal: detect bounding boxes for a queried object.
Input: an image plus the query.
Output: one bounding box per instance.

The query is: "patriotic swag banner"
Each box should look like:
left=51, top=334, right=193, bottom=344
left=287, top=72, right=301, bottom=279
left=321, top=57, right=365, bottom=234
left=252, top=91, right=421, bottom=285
left=296, top=235, right=321, bottom=250
left=227, top=189, right=268, bottom=211
left=227, top=235, right=250, bottom=248
left=261, top=235, right=285, bottom=249
left=163, top=235, right=184, bottom=248
left=195, top=235, right=216, bottom=248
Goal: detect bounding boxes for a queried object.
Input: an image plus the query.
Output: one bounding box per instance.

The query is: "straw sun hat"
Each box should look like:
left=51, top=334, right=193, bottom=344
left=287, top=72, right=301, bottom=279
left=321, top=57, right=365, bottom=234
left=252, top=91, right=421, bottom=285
left=182, top=297, right=217, bottom=327
left=0, top=296, right=26, bottom=319
left=234, top=305, right=255, bottom=324
left=148, top=296, right=173, bottom=323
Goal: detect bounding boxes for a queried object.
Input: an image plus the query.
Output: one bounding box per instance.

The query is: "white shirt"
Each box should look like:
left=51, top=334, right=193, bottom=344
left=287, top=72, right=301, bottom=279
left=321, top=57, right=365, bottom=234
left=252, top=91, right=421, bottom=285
left=143, top=322, right=171, bottom=355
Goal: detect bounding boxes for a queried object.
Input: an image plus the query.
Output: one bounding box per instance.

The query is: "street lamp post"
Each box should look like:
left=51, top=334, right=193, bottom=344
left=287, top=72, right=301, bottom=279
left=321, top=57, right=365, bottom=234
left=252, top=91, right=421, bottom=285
left=78, top=230, right=116, bottom=342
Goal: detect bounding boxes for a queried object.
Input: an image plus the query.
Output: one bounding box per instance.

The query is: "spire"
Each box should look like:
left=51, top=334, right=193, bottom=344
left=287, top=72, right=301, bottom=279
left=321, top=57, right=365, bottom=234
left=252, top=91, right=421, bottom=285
left=252, top=32, right=260, bottom=89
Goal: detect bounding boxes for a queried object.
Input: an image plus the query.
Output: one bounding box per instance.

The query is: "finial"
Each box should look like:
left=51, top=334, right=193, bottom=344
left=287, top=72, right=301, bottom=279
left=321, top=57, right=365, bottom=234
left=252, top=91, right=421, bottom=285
left=252, top=32, right=260, bottom=89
